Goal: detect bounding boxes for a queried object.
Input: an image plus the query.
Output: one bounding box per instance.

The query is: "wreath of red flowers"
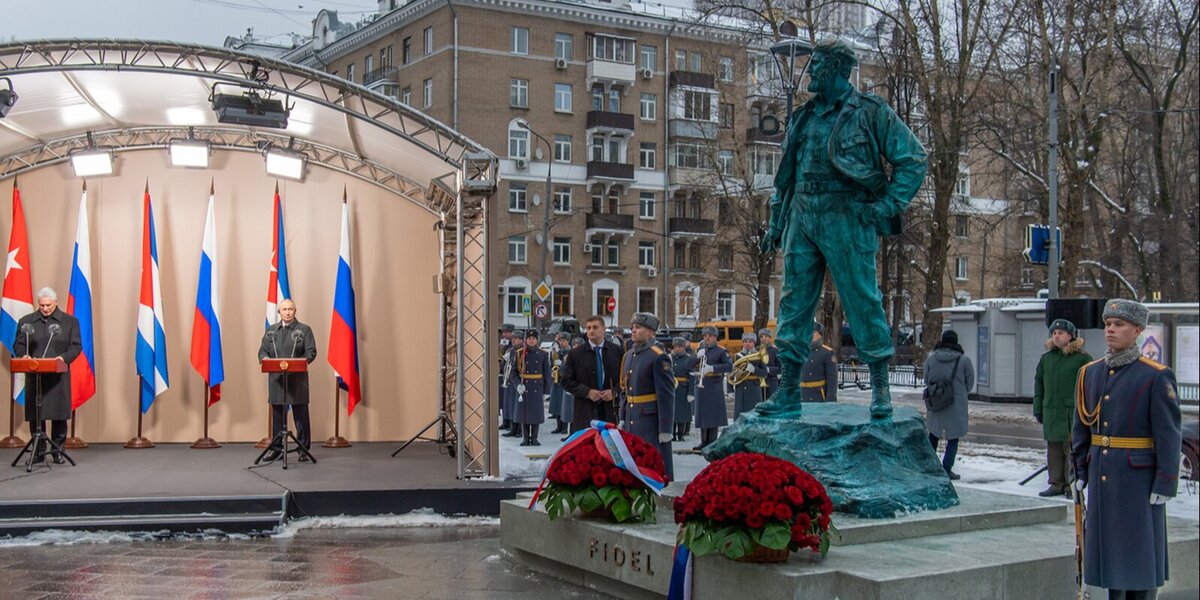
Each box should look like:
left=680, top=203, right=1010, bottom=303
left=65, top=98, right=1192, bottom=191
left=673, top=452, right=837, bottom=559
left=539, top=430, right=667, bottom=523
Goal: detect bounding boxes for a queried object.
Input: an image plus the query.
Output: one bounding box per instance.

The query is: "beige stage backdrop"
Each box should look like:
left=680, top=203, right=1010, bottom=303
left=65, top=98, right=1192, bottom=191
left=1, top=150, right=442, bottom=443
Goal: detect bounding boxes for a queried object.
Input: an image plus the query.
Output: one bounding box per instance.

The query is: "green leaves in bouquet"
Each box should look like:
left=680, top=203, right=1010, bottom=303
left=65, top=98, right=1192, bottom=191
left=680, top=520, right=792, bottom=560
left=541, top=483, right=657, bottom=523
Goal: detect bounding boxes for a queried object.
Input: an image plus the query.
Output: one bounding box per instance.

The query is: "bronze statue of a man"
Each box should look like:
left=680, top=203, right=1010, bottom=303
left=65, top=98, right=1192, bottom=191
left=759, top=39, right=928, bottom=419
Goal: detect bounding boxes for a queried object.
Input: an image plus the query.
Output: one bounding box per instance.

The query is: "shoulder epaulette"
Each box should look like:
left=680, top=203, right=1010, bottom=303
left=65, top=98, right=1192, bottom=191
left=1138, top=356, right=1167, bottom=371
left=651, top=346, right=664, bottom=355
left=1083, top=358, right=1105, bottom=369
left=822, top=344, right=833, bottom=351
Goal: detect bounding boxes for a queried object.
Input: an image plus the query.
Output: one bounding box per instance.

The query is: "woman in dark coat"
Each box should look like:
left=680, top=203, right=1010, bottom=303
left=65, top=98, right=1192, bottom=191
left=923, top=329, right=974, bottom=480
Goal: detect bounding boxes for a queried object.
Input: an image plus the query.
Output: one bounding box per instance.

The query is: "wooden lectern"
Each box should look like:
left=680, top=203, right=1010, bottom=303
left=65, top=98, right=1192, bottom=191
left=10, top=358, right=75, bottom=472
left=260, top=359, right=308, bottom=374
left=253, top=359, right=316, bottom=469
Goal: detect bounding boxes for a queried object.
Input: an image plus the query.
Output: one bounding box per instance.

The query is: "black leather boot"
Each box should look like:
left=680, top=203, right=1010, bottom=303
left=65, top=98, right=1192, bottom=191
left=530, top=425, right=541, bottom=446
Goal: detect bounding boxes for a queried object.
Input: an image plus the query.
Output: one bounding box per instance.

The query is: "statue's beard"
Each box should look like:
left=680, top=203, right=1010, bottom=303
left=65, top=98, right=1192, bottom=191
left=809, top=68, right=834, bottom=94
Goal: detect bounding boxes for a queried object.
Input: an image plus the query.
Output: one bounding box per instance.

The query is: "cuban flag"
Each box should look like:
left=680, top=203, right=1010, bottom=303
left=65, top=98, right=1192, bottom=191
left=189, top=191, right=224, bottom=405
left=2, top=180, right=34, bottom=406
left=135, top=188, right=169, bottom=413
left=66, top=184, right=97, bottom=410
left=328, top=197, right=361, bottom=415
left=264, top=184, right=291, bottom=329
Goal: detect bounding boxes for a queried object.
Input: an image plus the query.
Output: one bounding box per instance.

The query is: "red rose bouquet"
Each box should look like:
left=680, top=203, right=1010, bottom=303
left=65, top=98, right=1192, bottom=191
left=532, top=423, right=667, bottom=523
left=673, top=452, right=836, bottom=560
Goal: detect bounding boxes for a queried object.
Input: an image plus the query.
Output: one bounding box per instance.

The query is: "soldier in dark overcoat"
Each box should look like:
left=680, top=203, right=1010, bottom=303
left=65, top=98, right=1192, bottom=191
left=620, top=313, right=675, bottom=480
left=759, top=328, right=781, bottom=399
left=669, top=337, right=696, bottom=441
left=1072, top=299, right=1181, bottom=597
left=514, top=330, right=551, bottom=446
left=800, top=322, right=838, bottom=402
left=257, top=299, right=318, bottom=455
left=732, top=333, right=768, bottom=418
left=501, top=332, right=525, bottom=437
left=499, top=323, right=515, bottom=430
left=692, top=326, right=731, bottom=450
left=547, top=332, right=571, bottom=434
left=13, top=288, right=82, bottom=463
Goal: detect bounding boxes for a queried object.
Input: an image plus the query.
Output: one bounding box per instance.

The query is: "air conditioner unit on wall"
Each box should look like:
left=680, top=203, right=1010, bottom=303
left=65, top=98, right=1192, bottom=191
left=555, top=58, right=568, bottom=70
left=583, top=243, right=594, bottom=253
left=647, top=266, right=657, bottom=277
left=515, top=158, right=528, bottom=170
left=640, top=68, right=653, bottom=79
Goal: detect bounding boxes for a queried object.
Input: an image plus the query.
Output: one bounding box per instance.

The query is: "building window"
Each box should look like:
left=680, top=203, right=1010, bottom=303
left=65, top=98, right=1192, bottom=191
left=956, top=165, right=971, bottom=197
left=596, top=288, right=615, bottom=317
left=955, top=256, right=968, bottom=280
left=553, top=237, right=571, bottom=265
left=553, top=186, right=572, bottom=213
left=508, top=236, right=527, bottom=264
left=716, top=290, right=734, bottom=319
left=590, top=236, right=603, bottom=265
left=553, top=286, right=573, bottom=317
left=718, top=56, right=733, bottom=82
left=638, top=288, right=656, bottom=314
left=671, top=143, right=706, bottom=169
left=717, top=151, right=734, bottom=176
left=401, top=87, right=411, bottom=104
left=508, top=126, right=529, bottom=158
left=674, top=49, right=686, bottom=71
left=423, top=26, right=433, bottom=56
left=751, top=148, right=781, bottom=175
left=638, top=241, right=655, bottom=267
left=676, top=284, right=696, bottom=320
left=508, top=183, right=528, bottom=212
left=512, top=27, right=529, bottom=55
left=673, top=244, right=686, bottom=269
left=639, top=192, right=656, bottom=219
left=606, top=239, right=620, bottom=266
left=954, top=215, right=969, bottom=238
left=510, top=78, right=529, bottom=108
left=639, top=143, right=657, bottom=169
left=718, top=198, right=730, bottom=221
left=606, top=187, right=620, bottom=213
left=640, top=45, right=656, bottom=71
left=690, top=51, right=702, bottom=72
left=718, top=244, right=733, bottom=270
left=683, top=90, right=713, bottom=121
left=402, top=37, right=412, bottom=64
left=689, top=244, right=702, bottom=270
left=590, top=135, right=604, bottom=162
left=422, top=78, right=432, bottom=108
left=719, top=103, right=735, bottom=128
left=592, top=35, right=634, bottom=63
left=640, top=93, right=657, bottom=120
left=554, top=135, right=572, bottom=162
left=346, top=63, right=356, bottom=83
left=607, top=88, right=621, bottom=112
left=555, top=33, right=573, bottom=60
left=555, top=83, right=573, bottom=112
left=506, top=285, right=528, bottom=317
left=381, top=45, right=393, bottom=68
left=364, top=54, right=374, bottom=75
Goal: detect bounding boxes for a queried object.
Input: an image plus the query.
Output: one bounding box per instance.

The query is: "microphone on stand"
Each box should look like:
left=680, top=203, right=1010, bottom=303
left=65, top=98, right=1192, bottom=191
left=291, top=329, right=304, bottom=357
left=42, top=324, right=61, bottom=359
left=265, top=329, right=279, bottom=359
left=20, top=323, right=33, bottom=357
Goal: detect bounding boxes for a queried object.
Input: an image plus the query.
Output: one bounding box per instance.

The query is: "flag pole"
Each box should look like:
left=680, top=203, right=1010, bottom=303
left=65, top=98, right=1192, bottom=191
left=64, top=409, right=87, bottom=448
left=192, top=386, right=220, bottom=448
left=0, top=371, right=23, bottom=448
left=323, top=382, right=351, bottom=448
left=125, top=376, right=154, bottom=448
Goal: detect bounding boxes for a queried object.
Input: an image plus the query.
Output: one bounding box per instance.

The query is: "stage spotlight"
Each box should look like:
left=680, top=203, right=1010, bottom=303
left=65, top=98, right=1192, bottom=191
left=70, top=148, right=114, bottom=177
left=0, top=77, right=17, bottom=118
left=169, top=136, right=210, bottom=168
left=265, top=147, right=305, bottom=181
left=211, top=82, right=289, bottom=129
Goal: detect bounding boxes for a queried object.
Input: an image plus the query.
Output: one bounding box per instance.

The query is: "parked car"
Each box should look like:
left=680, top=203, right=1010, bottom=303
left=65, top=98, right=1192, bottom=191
left=1182, top=417, right=1199, bottom=483
left=695, top=320, right=777, bottom=355
left=539, top=317, right=580, bottom=351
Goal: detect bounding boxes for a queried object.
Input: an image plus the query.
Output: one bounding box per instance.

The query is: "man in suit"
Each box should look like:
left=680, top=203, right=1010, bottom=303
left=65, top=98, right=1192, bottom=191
left=561, top=315, right=623, bottom=432
left=13, top=287, right=82, bottom=464
left=620, top=312, right=675, bottom=480
left=257, top=299, right=318, bottom=461
left=801, top=322, right=838, bottom=402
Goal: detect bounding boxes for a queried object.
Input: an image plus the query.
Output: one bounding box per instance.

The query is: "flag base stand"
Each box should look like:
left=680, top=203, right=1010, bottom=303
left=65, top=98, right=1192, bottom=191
left=0, top=435, right=24, bottom=448
left=191, top=390, right=220, bottom=449
left=124, top=436, right=155, bottom=449
left=191, top=437, right=220, bottom=449
left=322, top=384, right=351, bottom=448
left=255, top=437, right=271, bottom=449
left=64, top=437, right=88, bottom=449
left=322, top=435, right=351, bottom=448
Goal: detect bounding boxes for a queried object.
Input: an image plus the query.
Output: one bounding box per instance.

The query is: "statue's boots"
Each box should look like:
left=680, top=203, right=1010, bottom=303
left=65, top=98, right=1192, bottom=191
left=754, top=361, right=802, bottom=416
left=868, top=360, right=893, bottom=419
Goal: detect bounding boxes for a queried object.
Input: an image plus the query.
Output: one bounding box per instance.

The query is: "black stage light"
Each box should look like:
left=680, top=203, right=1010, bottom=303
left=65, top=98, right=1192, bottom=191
left=211, top=90, right=289, bottom=129
left=0, top=77, right=18, bottom=118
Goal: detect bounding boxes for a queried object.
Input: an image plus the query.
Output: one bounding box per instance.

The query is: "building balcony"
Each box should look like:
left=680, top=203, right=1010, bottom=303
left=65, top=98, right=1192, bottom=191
left=586, top=212, right=635, bottom=232
left=745, top=127, right=785, bottom=145
left=587, top=110, right=635, bottom=132
left=668, top=217, right=715, bottom=238
left=668, top=119, right=718, bottom=140
left=669, top=71, right=715, bottom=89
left=586, top=161, right=635, bottom=181
left=668, top=168, right=712, bottom=187
left=363, top=65, right=399, bottom=88
left=587, top=59, right=636, bottom=85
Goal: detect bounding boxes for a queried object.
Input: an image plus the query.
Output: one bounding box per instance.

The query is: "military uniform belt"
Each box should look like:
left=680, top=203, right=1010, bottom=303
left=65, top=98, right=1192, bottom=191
left=1091, top=435, right=1153, bottom=449
left=520, top=374, right=543, bottom=380
left=800, top=380, right=826, bottom=388
left=741, top=376, right=760, bottom=381
left=628, top=393, right=657, bottom=404
left=675, top=377, right=689, bottom=383
left=704, top=373, right=723, bottom=377
left=796, top=180, right=861, bottom=194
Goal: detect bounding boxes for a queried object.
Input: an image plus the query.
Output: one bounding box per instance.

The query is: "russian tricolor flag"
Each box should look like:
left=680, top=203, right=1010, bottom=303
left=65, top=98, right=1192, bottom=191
left=189, top=190, right=224, bottom=405
left=328, top=197, right=361, bottom=415
left=67, top=184, right=97, bottom=410
left=2, top=179, right=34, bottom=406
left=135, top=187, right=169, bottom=413
left=264, top=184, right=291, bottom=329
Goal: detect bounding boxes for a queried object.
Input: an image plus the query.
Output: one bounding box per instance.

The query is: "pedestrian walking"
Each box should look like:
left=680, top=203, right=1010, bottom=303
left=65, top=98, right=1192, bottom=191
left=923, top=329, right=975, bottom=480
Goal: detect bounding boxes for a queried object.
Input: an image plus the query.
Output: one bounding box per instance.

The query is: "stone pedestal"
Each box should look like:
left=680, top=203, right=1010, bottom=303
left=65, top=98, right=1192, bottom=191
left=703, top=403, right=958, bottom=518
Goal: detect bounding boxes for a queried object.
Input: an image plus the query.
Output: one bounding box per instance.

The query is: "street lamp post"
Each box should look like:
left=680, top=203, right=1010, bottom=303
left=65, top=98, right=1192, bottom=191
left=517, top=120, right=553, bottom=332
left=768, top=37, right=814, bottom=130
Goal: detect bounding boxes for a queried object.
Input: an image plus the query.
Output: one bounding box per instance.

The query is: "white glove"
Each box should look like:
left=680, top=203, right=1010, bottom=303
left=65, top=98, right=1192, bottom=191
left=555, top=359, right=562, bottom=366
left=517, top=384, right=526, bottom=395
left=659, top=433, right=673, bottom=443
left=700, top=364, right=713, bottom=377
left=1150, top=493, right=1169, bottom=505
left=1072, top=480, right=1086, bottom=493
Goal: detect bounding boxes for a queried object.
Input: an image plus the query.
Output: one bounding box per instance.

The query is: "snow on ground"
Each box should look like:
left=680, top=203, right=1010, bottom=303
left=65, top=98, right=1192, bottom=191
left=0, top=528, right=251, bottom=548
left=272, top=508, right=499, bottom=538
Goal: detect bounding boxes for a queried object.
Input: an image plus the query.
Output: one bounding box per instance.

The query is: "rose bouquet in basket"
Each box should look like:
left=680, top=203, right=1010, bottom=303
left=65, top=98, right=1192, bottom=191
left=529, top=421, right=667, bottom=523
left=672, top=452, right=836, bottom=562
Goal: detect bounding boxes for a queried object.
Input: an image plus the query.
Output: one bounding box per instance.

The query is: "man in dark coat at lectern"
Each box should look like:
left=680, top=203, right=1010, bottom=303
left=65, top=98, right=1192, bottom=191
left=257, top=299, right=318, bottom=460
left=13, top=288, right=82, bottom=464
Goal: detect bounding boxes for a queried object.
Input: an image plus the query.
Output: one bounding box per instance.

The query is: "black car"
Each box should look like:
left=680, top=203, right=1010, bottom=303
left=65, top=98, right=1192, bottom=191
left=1182, top=416, right=1199, bottom=483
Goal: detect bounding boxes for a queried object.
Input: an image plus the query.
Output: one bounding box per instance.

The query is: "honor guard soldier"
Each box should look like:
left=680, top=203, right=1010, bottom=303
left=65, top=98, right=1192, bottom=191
left=670, top=337, right=697, bottom=442
left=759, top=328, right=782, bottom=399
left=801, top=322, right=838, bottom=402
left=1073, top=299, right=1181, bottom=598
left=693, top=326, right=732, bottom=451
left=732, top=333, right=768, bottom=418
left=501, top=331, right=525, bottom=437
left=548, top=332, right=571, bottom=434
left=514, top=330, right=551, bottom=446
left=620, top=313, right=676, bottom=480
left=499, top=323, right=515, bottom=400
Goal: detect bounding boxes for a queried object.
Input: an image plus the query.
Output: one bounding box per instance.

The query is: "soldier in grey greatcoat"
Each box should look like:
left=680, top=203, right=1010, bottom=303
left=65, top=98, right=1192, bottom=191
left=501, top=332, right=525, bottom=438
left=759, top=329, right=781, bottom=399
left=692, top=326, right=732, bottom=451
left=670, top=337, right=696, bottom=441
left=514, top=330, right=551, bottom=446
left=620, top=313, right=675, bottom=480
left=548, top=332, right=571, bottom=434
left=732, top=333, right=768, bottom=418
left=800, top=322, right=838, bottom=402
left=499, top=323, right=515, bottom=430
left=1073, top=299, right=1181, bottom=598
left=13, top=288, right=82, bottom=464
left=257, top=299, right=318, bottom=458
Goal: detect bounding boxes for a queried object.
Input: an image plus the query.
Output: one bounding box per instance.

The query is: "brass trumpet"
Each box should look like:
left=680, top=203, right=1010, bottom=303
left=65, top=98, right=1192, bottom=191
left=728, top=346, right=768, bottom=387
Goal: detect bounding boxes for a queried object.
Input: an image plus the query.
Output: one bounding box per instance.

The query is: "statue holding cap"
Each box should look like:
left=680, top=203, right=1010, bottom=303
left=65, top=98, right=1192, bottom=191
left=759, top=38, right=927, bottom=420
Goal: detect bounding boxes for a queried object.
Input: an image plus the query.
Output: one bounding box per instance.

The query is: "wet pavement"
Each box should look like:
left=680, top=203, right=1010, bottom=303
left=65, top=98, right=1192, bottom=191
left=0, top=525, right=615, bottom=600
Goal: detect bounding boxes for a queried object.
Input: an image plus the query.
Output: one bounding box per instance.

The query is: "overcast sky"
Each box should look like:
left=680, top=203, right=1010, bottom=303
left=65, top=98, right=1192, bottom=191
left=1, top=0, right=378, bottom=48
